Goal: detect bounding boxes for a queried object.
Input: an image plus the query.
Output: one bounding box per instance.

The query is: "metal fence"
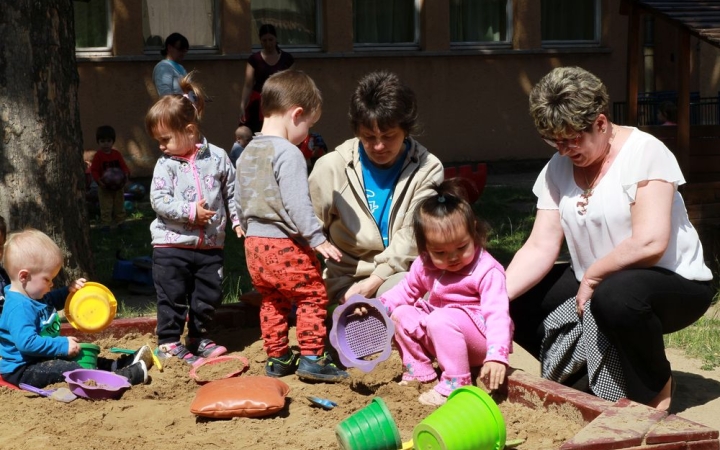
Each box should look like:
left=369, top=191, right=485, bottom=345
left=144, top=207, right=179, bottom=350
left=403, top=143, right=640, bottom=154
left=612, top=93, right=720, bottom=126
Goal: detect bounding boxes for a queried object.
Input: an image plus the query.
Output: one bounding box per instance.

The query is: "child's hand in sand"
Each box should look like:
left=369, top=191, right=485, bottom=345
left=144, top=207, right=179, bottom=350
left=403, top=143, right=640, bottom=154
left=66, top=337, right=80, bottom=357
left=480, top=361, right=506, bottom=391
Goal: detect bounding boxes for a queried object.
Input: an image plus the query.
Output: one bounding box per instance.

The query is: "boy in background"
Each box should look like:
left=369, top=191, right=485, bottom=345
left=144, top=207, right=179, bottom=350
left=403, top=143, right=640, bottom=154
left=230, top=125, right=253, bottom=167
left=234, top=70, right=348, bottom=383
left=90, top=125, right=130, bottom=232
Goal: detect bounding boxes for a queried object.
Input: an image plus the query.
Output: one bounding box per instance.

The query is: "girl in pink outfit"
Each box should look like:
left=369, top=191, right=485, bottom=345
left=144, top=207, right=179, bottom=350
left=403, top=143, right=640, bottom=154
left=379, top=179, right=513, bottom=406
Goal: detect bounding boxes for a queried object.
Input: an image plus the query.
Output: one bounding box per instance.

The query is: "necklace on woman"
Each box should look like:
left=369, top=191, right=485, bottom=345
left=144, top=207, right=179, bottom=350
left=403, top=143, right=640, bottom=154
left=576, top=127, right=616, bottom=215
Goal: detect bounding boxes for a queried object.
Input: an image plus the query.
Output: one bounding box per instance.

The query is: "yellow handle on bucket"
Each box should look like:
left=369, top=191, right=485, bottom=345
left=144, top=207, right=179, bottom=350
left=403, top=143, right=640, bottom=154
left=401, top=440, right=413, bottom=450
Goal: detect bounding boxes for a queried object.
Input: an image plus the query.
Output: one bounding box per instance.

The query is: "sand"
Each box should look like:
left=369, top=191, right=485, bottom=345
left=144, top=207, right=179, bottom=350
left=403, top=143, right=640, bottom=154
left=0, top=326, right=587, bottom=450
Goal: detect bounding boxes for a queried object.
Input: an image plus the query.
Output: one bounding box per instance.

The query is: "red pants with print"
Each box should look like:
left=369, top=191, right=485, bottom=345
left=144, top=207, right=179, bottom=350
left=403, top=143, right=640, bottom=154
left=245, top=236, right=329, bottom=357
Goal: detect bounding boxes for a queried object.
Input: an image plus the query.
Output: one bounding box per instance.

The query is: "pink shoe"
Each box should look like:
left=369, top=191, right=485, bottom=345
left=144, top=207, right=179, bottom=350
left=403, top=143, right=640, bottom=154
left=187, top=338, right=227, bottom=358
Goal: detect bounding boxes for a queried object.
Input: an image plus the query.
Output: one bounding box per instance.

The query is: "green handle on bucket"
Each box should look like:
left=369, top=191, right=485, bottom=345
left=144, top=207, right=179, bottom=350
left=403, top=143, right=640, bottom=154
left=110, top=347, right=135, bottom=354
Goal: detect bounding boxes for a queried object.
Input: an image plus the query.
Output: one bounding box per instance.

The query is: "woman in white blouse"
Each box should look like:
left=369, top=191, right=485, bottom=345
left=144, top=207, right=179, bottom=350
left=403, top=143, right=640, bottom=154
left=506, top=66, right=713, bottom=411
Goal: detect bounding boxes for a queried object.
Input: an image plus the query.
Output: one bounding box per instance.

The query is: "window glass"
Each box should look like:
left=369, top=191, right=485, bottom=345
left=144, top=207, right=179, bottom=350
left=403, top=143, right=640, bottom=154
left=450, top=0, right=509, bottom=43
left=142, top=0, right=216, bottom=49
left=353, top=0, right=417, bottom=44
left=251, top=0, right=320, bottom=46
left=74, top=0, right=110, bottom=49
left=541, top=0, right=597, bottom=42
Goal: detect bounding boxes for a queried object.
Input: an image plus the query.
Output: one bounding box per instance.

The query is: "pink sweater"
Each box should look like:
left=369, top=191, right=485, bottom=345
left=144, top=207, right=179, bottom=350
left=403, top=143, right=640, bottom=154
left=380, top=247, right=513, bottom=364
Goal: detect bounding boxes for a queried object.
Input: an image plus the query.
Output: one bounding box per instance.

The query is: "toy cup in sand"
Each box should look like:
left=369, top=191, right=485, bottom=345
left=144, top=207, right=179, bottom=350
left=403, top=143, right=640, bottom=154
left=335, top=397, right=402, bottom=450
left=413, top=386, right=506, bottom=450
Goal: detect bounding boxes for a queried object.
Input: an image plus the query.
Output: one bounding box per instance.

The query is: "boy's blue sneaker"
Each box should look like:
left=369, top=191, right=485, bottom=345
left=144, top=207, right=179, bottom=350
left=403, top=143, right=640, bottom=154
left=265, top=352, right=298, bottom=377
left=297, top=353, right=349, bottom=383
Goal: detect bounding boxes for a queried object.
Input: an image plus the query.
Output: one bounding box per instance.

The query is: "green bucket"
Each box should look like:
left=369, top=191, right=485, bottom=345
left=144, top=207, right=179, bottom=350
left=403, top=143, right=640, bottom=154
left=73, top=343, right=100, bottom=369
left=336, top=397, right=402, bottom=450
left=413, top=386, right=506, bottom=450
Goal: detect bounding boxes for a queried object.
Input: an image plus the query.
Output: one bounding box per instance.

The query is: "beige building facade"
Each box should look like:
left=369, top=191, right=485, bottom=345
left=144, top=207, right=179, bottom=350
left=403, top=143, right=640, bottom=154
left=74, top=0, right=715, bottom=177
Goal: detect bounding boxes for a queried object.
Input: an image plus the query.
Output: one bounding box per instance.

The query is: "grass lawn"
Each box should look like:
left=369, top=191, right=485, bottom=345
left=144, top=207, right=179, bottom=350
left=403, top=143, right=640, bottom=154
left=88, top=182, right=720, bottom=368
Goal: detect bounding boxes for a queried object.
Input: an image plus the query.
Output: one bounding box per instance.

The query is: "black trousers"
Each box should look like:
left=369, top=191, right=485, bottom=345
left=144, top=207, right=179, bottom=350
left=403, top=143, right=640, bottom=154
left=510, top=263, right=713, bottom=403
left=153, top=247, right=224, bottom=345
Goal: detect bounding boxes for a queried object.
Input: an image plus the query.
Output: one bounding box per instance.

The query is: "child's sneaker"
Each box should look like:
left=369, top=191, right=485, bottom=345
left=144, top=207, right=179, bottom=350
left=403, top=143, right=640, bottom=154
left=132, top=345, right=154, bottom=370
left=265, top=352, right=298, bottom=377
left=116, top=360, right=148, bottom=385
left=186, top=337, right=227, bottom=358
left=296, top=353, right=349, bottom=382
left=157, top=342, right=202, bottom=366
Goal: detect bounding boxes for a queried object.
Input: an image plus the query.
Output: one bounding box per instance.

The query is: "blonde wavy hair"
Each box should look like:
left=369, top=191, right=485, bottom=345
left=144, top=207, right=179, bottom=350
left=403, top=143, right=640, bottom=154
left=529, top=67, right=609, bottom=139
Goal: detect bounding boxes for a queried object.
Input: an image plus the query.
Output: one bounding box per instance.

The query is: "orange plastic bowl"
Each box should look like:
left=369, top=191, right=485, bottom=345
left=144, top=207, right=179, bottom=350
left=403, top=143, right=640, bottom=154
left=65, top=282, right=117, bottom=333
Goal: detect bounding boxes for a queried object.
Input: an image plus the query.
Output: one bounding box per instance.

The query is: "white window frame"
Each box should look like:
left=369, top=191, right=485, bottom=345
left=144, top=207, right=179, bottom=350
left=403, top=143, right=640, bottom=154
left=353, top=0, right=421, bottom=51
left=74, top=0, right=113, bottom=56
left=450, top=0, right=513, bottom=50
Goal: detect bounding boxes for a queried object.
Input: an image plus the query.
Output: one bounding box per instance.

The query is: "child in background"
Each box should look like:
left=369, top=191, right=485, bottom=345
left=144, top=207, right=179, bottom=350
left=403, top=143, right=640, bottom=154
left=377, top=179, right=512, bottom=405
left=230, top=125, right=253, bottom=167
left=0, top=216, right=9, bottom=315
left=234, top=69, right=348, bottom=382
left=297, top=132, right=328, bottom=172
left=146, top=72, right=242, bottom=366
left=89, top=125, right=131, bottom=232
left=0, top=229, right=151, bottom=388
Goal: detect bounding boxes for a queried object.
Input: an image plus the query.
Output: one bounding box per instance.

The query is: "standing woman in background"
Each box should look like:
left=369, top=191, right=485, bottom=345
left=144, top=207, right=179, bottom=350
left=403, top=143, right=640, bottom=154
left=153, top=33, right=189, bottom=97
left=239, top=24, right=294, bottom=133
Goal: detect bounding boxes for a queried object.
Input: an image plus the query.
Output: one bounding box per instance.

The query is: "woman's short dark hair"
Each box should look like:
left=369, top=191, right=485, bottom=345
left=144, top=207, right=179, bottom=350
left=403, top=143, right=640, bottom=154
left=529, top=66, right=609, bottom=139
left=349, top=71, right=419, bottom=136
left=161, top=32, right=189, bottom=57
left=258, top=24, right=277, bottom=38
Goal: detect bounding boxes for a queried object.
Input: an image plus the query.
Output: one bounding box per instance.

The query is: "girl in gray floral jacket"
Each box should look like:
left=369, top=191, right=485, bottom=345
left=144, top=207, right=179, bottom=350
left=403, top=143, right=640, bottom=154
left=145, top=72, right=243, bottom=365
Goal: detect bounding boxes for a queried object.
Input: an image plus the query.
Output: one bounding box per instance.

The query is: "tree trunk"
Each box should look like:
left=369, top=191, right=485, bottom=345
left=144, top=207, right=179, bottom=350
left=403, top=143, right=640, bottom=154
left=0, top=0, right=93, bottom=282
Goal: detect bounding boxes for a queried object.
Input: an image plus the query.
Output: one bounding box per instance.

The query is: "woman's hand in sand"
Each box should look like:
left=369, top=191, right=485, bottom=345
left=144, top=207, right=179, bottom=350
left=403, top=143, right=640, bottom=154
left=480, top=361, right=507, bottom=391
left=342, top=275, right=384, bottom=303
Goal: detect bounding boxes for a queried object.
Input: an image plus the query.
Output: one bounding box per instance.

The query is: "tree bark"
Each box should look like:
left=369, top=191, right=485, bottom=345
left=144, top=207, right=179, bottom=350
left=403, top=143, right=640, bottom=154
left=0, top=0, right=93, bottom=282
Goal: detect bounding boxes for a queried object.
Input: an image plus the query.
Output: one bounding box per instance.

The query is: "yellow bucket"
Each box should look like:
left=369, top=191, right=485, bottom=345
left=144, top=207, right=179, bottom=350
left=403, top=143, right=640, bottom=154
left=65, top=282, right=117, bottom=333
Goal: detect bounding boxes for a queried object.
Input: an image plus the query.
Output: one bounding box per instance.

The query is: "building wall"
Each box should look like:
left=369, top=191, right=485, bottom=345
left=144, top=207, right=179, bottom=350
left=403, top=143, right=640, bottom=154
left=77, top=0, right=631, bottom=177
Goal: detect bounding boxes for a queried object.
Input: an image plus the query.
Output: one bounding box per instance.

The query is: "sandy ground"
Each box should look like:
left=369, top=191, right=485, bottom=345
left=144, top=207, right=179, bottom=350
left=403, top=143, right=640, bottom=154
left=0, top=319, right=717, bottom=450
left=0, top=327, right=589, bottom=450
left=509, top=338, right=720, bottom=432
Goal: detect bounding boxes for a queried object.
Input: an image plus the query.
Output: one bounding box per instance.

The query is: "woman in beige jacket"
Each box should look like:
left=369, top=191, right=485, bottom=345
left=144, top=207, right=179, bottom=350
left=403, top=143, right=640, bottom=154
left=309, top=71, right=444, bottom=305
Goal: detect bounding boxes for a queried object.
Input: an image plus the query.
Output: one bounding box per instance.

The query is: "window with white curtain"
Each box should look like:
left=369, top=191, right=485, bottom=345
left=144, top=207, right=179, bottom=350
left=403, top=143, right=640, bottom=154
left=251, top=0, right=321, bottom=47
left=142, top=0, right=217, bottom=50
left=353, top=0, right=418, bottom=47
left=450, top=0, right=511, bottom=44
left=541, top=0, right=599, bottom=44
left=74, top=0, right=112, bottom=50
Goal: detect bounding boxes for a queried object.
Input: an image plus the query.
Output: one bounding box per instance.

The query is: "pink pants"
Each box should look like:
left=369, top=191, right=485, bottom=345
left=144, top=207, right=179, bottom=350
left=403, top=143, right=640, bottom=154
left=392, top=304, right=487, bottom=396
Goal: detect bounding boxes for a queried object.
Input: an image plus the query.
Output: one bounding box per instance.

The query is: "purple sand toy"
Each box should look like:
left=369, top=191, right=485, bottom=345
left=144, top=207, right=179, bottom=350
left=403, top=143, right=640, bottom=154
left=329, top=295, right=395, bottom=373
left=63, top=369, right=131, bottom=400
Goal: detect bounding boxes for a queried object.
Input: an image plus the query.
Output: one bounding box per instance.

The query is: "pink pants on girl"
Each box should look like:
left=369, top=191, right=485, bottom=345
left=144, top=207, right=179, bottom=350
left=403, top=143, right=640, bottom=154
left=392, top=303, right=488, bottom=396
